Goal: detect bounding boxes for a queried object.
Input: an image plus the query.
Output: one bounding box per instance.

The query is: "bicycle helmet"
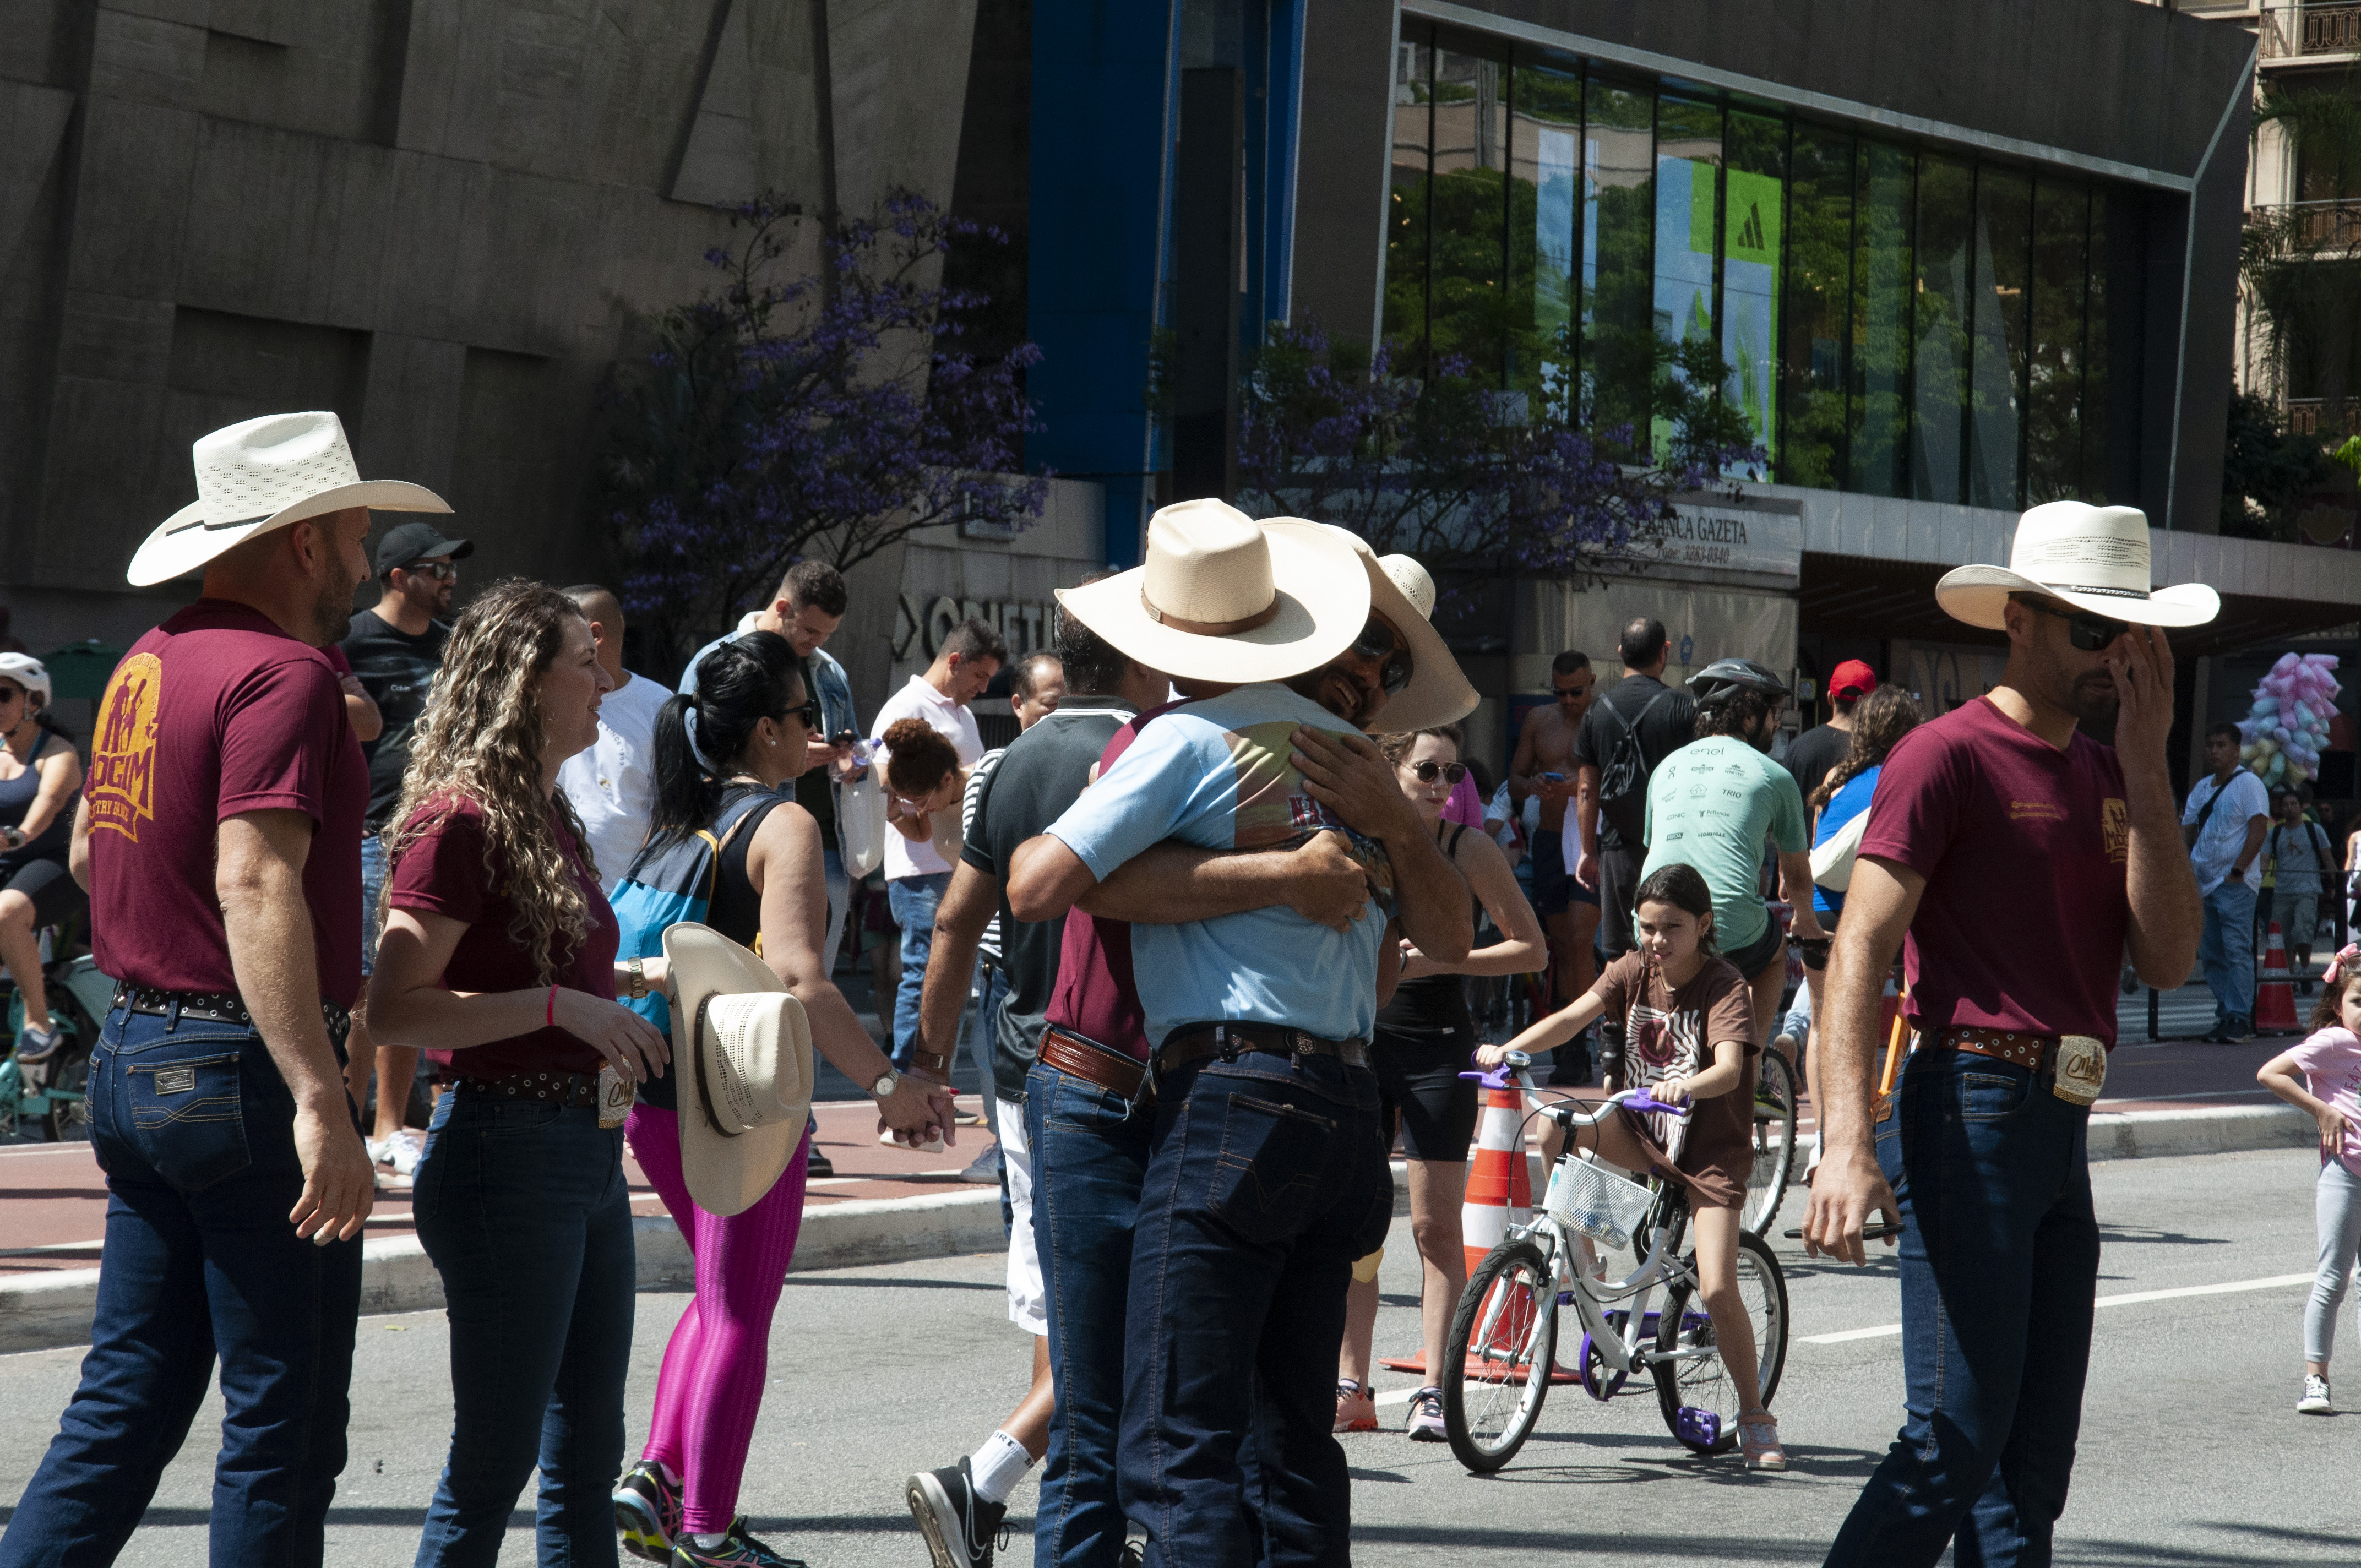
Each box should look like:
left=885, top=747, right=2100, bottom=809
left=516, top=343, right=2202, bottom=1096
left=1687, top=657, right=1789, bottom=708
left=0, top=653, right=49, bottom=708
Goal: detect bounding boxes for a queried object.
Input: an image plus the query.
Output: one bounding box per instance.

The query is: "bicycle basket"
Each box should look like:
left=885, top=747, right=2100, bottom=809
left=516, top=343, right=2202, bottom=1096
left=1548, top=1153, right=1656, bottom=1251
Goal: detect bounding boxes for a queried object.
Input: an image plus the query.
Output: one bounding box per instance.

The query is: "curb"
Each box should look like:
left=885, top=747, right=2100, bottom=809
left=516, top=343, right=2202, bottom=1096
left=0, top=1107, right=2311, bottom=1354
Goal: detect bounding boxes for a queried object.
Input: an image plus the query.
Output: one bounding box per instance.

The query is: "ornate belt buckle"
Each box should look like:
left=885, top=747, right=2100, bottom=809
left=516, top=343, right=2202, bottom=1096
left=597, top=1065, right=635, bottom=1128
left=2052, top=1035, right=2106, bottom=1107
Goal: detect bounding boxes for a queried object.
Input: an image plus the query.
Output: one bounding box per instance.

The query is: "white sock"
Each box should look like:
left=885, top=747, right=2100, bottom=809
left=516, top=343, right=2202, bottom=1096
left=968, top=1429, right=1036, bottom=1505
left=649, top=1458, right=681, bottom=1488
left=690, top=1532, right=729, bottom=1549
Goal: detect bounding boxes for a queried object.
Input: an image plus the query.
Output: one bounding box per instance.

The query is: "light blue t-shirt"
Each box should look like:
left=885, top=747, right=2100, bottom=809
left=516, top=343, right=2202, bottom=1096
left=1042, top=683, right=1392, bottom=1048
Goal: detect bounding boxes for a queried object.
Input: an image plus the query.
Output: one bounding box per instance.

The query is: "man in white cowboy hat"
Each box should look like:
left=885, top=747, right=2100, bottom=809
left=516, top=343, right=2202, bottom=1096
left=8, top=411, right=449, bottom=1567
left=1004, top=498, right=1479, bottom=1564
left=1804, top=500, right=2209, bottom=1566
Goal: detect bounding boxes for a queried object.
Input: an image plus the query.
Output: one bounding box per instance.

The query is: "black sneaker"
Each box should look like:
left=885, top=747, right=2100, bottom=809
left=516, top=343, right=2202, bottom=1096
left=613, top=1460, right=682, bottom=1564
left=805, top=1145, right=835, bottom=1179
left=906, top=1456, right=1006, bottom=1567
left=669, top=1517, right=808, bottom=1566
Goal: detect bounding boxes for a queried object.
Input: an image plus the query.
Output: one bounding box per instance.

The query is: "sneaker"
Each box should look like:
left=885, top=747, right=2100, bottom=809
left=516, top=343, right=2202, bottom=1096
left=1403, top=1387, right=1448, bottom=1441
left=613, top=1460, right=682, bottom=1564
left=906, top=1456, right=1005, bottom=1567
left=669, top=1517, right=807, bottom=1567
left=2298, top=1374, right=2333, bottom=1414
left=1738, top=1411, right=1788, bottom=1471
left=805, top=1145, right=835, bottom=1179
left=1334, top=1378, right=1377, bottom=1433
left=383, top=1128, right=426, bottom=1178
left=12, top=1023, right=63, bottom=1065
left=958, top=1143, right=1003, bottom=1184
left=366, top=1136, right=391, bottom=1167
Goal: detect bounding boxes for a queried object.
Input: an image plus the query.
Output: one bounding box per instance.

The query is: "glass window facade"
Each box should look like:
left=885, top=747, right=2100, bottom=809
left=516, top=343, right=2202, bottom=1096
left=1386, top=25, right=2124, bottom=508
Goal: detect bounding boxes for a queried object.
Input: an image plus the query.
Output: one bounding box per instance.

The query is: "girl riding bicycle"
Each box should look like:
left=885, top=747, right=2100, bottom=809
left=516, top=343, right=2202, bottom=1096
left=1479, top=862, right=1786, bottom=1469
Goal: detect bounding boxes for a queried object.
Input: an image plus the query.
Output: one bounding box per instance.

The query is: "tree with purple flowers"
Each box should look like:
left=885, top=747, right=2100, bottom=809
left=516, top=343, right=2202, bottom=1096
left=601, top=193, right=1048, bottom=668
left=1231, top=318, right=1762, bottom=584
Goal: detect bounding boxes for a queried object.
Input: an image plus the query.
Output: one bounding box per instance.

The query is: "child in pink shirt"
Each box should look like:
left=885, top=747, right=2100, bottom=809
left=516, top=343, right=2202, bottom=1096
left=2258, top=945, right=2361, bottom=1415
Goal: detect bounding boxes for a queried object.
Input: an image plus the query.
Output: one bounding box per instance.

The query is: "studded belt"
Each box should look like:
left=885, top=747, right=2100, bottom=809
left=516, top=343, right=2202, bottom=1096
left=1927, top=1027, right=2056, bottom=1073
left=453, top=1069, right=603, bottom=1108
left=113, top=983, right=351, bottom=1038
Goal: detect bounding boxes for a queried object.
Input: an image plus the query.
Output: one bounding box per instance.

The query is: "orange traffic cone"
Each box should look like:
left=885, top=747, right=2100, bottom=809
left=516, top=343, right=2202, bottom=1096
left=2254, top=921, right=2300, bottom=1035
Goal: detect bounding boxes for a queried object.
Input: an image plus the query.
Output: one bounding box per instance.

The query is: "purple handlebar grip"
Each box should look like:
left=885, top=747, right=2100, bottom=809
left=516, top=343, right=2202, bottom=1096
left=1457, top=1065, right=1516, bottom=1089
left=1623, top=1091, right=1691, bottom=1117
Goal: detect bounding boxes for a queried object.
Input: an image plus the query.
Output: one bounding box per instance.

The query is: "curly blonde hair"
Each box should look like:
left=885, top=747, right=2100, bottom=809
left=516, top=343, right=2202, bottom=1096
left=383, top=579, right=595, bottom=986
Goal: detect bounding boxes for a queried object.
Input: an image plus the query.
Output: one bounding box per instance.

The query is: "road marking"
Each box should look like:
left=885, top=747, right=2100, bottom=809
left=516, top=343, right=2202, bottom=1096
left=1800, top=1271, right=2316, bottom=1344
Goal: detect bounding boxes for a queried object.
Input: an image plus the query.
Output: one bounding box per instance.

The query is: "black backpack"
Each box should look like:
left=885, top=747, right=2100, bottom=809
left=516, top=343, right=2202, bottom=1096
left=1595, top=687, right=1678, bottom=844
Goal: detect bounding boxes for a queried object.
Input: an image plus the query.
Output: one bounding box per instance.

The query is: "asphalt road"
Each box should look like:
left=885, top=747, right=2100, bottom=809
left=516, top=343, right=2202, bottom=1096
left=0, top=1146, right=2354, bottom=1566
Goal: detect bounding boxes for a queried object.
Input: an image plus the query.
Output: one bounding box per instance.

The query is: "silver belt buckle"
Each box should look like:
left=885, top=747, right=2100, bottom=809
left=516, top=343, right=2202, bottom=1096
left=597, top=1064, right=635, bottom=1128
left=2052, top=1035, right=2106, bottom=1107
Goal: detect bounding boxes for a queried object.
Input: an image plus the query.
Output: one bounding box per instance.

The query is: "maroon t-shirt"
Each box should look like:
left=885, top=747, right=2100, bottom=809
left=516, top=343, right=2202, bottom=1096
left=1859, top=696, right=2130, bottom=1047
left=1043, top=704, right=1192, bottom=1061
left=387, top=793, right=619, bottom=1080
left=86, top=600, right=366, bottom=1008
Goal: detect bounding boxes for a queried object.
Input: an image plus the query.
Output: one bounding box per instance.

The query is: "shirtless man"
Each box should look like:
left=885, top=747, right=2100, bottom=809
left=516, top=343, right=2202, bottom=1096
left=1509, top=651, right=1600, bottom=1020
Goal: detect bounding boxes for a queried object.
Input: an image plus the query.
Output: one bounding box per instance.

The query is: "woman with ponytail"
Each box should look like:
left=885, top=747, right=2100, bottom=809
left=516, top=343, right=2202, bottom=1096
left=610, top=631, right=955, bottom=1567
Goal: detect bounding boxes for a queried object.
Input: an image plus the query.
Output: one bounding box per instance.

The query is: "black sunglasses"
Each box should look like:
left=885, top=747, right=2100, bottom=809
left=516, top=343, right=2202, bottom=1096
left=2017, top=596, right=2130, bottom=652
left=1351, top=617, right=1415, bottom=695
left=1411, top=760, right=1468, bottom=785
left=781, top=698, right=820, bottom=729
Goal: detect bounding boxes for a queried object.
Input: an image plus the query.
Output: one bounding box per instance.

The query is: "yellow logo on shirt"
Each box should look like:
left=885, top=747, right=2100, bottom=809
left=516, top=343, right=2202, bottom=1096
left=88, top=653, right=162, bottom=842
left=2102, top=797, right=2128, bottom=863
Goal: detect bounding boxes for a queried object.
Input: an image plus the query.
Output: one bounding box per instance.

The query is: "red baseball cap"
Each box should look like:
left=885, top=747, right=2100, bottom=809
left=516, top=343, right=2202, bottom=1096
left=1829, top=660, right=1878, bottom=700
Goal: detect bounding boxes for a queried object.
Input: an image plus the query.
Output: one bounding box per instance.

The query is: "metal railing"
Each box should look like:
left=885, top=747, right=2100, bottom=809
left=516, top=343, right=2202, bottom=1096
left=2286, top=398, right=2361, bottom=436
left=2260, top=2, right=2361, bottom=58
left=2253, top=198, right=2361, bottom=249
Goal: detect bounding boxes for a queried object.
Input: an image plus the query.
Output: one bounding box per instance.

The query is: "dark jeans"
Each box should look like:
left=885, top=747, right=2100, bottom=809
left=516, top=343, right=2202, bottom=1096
left=1026, top=1058, right=1156, bottom=1568
left=1826, top=1047, right=2101, bottom=1568
left=1597, top=841, right=1649, bottom=958
left=411, top=1091, right=635, bottom=1567
left=1118, top=1052, right=1391, bottom=1567
left=0, top=1005, right=362, bottom=1568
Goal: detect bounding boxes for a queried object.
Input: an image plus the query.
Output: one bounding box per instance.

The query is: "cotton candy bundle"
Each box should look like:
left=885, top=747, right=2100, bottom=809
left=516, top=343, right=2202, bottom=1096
left=2237, top=652, right=2341, bottom=784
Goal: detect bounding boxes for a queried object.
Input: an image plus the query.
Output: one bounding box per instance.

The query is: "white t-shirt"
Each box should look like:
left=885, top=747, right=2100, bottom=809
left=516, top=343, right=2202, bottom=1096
left=557, top=671, right=673, bottom=891
left=2181, top=768, right=2271, bottom=897
left=871, top=674, right=983, bottom=880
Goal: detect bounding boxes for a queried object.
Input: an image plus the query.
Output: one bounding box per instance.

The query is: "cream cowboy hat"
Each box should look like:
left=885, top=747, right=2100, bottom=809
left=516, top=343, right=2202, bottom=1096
left=1351, top=543, right=1478, bottom=733
left=664, top=922, right=816, bottom=1217
left=1934, top=501, right=2219, bottom=631
left=1053, top=498, right=1370, bottom=684
left=127, top=411, right=451, bottom=587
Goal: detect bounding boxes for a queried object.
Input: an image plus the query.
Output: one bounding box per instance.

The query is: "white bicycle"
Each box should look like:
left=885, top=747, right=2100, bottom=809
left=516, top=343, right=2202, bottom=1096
left=1439, top=1053, right=1789, bottom=1472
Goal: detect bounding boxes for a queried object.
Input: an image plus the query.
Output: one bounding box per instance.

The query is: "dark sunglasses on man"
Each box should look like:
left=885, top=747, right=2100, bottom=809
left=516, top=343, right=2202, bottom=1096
left=404, top=559, right=459, bottom=581
left=2013, top=594, right=2131, bottom=653
left=1351, top=617, right=1415, bottom=695
left=1410, top=760, right=1468, bottom=785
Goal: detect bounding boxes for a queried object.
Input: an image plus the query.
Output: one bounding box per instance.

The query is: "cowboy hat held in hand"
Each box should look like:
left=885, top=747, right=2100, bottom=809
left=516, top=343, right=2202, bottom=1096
left=128, top=411, right=451, bottom=587
left=665, top=922, right=817, bottom=1218
left=1934, top=500, right=2219, bottom=631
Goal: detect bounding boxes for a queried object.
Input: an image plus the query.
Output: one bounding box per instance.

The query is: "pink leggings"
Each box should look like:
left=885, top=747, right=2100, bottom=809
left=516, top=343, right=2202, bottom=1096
left=625, top=1103, right=809, bottom=1534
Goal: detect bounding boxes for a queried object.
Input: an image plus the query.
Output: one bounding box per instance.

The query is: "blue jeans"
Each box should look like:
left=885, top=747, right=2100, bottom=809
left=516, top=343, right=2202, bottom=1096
left=886, top=872, right=951, bottom=1071
left=411, top=1091, right=635, bottom=1566
left=821, top=847, right=848, bottom=980
left=1025, top=1057, right=1156, bottom=1567
left=1, top=1006, right=363, bottom=1568
left=361, top=832, right=387, bottom=976
left=1825, top=1047, right=2100, bottom=1568
left=2199, top=877, right=2258, bottom=1022
left=1119, top=1052, right=1392, bottom=1567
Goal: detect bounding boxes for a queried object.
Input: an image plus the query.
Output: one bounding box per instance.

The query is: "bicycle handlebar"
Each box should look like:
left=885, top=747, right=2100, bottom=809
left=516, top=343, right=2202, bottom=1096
left=1457, top=1051, right=1694, bottom=1123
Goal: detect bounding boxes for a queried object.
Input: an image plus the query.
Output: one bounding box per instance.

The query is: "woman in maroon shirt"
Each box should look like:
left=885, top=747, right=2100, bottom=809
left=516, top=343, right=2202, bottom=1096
left=368, top=579, right=672, bottom=1565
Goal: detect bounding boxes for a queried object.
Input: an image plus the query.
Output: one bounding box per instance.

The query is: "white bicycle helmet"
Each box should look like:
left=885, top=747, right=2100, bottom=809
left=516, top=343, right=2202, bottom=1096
left=0, top=653, right=49, bottom=707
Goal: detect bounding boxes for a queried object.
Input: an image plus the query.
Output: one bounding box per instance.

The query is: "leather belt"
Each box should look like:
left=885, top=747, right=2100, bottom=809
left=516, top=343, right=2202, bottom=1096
left=114, top=983, right=351, bottom=1038
left=1156, top=1021, right=1372, bottom=1078
left=1925, top=1027, right=2056, bottom=1074
left=1039, top=1025, right=1150, bottom=1102
left=453, top=1069, right=604, bottom=1108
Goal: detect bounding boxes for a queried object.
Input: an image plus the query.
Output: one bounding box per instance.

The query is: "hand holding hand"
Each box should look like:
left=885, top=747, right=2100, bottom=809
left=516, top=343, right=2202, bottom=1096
left=1801, top=1144, right=1902, bottom=1266
left=554, top=988, right=671, bottom=1083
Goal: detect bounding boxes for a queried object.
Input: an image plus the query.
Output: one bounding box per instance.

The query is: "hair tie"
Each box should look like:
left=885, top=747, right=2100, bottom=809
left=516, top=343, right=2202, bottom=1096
left=2326, top=945, right=2361, bottom=986
left=681, top=700, right=721, bottom=775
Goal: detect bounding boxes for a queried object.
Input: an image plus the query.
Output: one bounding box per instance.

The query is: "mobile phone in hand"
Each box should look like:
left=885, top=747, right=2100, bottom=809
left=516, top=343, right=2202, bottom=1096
left=1785, top=1221, right=1905, bottom=1242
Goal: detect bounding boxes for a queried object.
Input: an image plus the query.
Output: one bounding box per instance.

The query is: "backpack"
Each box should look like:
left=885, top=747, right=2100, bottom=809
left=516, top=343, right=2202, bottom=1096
left=609, top=788, right=778, bottom=1036
left=1594, top=687, right=1678, bottom=844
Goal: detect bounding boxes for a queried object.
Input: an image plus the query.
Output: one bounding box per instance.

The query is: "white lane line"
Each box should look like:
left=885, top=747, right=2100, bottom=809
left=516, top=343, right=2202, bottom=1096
left=1800, top=1271, right=2316, bottom=1346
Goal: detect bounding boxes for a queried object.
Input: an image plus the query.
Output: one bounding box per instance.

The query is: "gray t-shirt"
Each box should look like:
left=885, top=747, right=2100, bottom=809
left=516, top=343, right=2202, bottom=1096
left=2269, top=818, right=2331, bottom=896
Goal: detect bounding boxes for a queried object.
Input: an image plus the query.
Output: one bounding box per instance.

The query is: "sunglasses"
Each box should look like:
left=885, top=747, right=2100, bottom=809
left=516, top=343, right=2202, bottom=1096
left=2018, top=596, right=2130, bottom=652
left=1553, top=683, right=1592, bottom=700
left=1351, top=618, right=1415, bottom=695
left=781, top=699, right=820, bottom=729
left=403, top=560, right=458, bottom=581
left=1410, top=760, right=1468, bottom=785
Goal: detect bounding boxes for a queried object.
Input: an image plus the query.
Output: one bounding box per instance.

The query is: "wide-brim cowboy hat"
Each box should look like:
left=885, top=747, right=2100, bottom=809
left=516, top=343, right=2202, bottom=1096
left=665, top=922, right=815, bottom=1218
left=1053, top=499, right=1371, bottom=684
left=1934, top=500, right=2219, bottom=631
left=128, top=411, right=451, bottom=587
left=1342, top=539, right=1478, bottom=733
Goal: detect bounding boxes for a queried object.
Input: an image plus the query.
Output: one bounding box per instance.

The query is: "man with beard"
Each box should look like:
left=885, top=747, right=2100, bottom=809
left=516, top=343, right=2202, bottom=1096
left=1007, top=504, right=1480, bottom=1565
left=7, top=413, right=447, bottom=1567
left=1805, top=502, right=2208, bottom=1567
left=339, top=520, right=470, bottom=1177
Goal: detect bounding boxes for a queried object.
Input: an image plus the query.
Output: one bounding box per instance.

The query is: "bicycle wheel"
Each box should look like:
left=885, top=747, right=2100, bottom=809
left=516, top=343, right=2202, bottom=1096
left=1440, top=1238, right=1559, bottom=1473
left=1651, top=1229, right=1789, bottom=1456
left=1742, top=1047, right=1799, bottom=1237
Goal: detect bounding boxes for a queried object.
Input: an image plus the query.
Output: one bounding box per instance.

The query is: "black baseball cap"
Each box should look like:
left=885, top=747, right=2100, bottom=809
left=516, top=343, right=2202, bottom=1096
left=377, top=521, right=474, bottom=574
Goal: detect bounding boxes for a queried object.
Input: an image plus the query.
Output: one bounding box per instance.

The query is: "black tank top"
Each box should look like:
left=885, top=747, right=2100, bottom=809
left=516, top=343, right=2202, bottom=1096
left=1374, top=822, right=1475, bottom=1052
left=0, top=731, right=69, bottom=864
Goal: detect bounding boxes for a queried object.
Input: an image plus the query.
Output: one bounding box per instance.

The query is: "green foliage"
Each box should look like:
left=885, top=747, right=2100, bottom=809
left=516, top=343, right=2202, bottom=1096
left=2220, top=385, right=2333, bottom=541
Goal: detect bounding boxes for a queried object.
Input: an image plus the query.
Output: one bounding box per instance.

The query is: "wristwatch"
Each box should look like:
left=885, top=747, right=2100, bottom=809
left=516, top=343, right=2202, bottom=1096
left=626, top=956, right=648, bottom=999
left=871, top=1069, right=900, bottom=1100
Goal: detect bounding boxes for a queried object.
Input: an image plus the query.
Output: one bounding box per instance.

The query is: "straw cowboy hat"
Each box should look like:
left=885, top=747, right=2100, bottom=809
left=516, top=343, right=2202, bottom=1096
left=1053, top=498, right=1370, bottom=684
left=127, top=411, right=451, bottom=587
left=1934, top=500, right=2219, bottom=631
left=664, top=922, right=816, bottom=1217
left=1350, top=542, right=1478, bottom=733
